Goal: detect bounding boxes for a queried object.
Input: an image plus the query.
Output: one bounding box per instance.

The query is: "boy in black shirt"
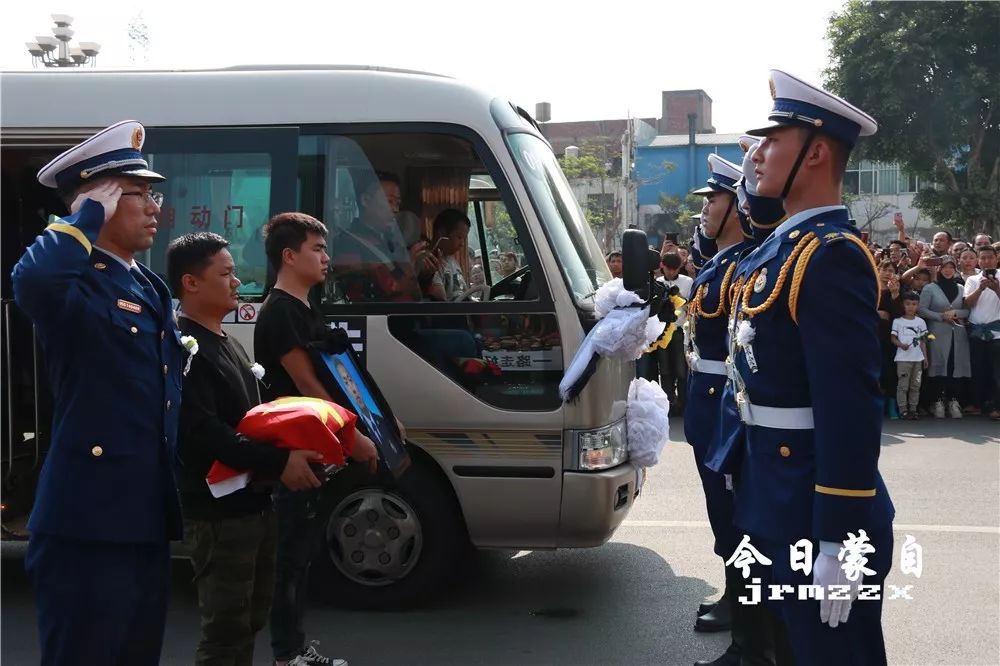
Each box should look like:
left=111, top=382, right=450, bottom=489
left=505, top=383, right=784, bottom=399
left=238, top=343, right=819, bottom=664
left=256, top=213, right=377, bottom=666
left=169, top=232, right=327, bottom=665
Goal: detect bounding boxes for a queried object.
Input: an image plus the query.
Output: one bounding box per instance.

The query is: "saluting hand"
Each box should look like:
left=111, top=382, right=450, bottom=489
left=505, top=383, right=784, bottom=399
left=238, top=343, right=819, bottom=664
left=280, top=450, right=323, bottom=491
left=71, top=181, right=122, bottom=223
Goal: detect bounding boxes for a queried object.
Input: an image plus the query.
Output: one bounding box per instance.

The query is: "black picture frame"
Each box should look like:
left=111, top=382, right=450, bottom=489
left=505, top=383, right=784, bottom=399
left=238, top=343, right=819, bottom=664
left=313, top=346, right=411, bottom=478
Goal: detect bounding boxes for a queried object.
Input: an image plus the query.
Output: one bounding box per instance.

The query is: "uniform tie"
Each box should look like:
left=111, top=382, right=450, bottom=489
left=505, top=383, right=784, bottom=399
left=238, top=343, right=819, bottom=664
left=131, top=267, right=160, bottom=309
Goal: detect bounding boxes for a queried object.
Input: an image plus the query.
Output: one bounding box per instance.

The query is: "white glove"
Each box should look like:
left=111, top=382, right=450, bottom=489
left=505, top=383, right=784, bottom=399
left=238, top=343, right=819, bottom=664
left=71, top=181, right=122, bottom=222
left=742, top=143, right=760, bottom=195
left=813, top=550, right=861, bottom=628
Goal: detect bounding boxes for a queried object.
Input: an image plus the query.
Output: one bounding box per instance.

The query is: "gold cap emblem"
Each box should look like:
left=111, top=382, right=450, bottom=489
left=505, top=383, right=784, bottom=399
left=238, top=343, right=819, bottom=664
left=94, top=262, right=106, bottom=270
left=768, top=76, right=776, bottom=100
left=131, top=126, right=143, bottom=149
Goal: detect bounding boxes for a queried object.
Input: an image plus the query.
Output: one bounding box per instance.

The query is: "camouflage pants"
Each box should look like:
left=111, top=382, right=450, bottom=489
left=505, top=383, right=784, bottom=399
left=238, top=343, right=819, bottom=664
left=188, top=511, right=278, bottom=666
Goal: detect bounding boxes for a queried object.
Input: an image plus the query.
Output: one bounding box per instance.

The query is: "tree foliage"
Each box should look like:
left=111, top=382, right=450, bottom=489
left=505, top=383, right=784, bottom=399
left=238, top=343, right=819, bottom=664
left=825, top=1, right=1000, bottom=238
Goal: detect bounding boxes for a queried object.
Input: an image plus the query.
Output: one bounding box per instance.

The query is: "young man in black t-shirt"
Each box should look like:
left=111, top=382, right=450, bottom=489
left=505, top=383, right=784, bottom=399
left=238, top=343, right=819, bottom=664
left=256, top=213, right=378, bottom=666
left=169, top=232, right=326, bottom=665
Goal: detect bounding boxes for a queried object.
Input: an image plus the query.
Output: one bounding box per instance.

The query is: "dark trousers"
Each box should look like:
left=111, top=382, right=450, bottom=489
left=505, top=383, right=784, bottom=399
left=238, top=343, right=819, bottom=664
left=970, top=337, right=1000, bottom=409
left=659, top=334, right=688, bottom=414
left=759, top=526, right=893, bottom=666
left=692, top=444, right=739, bottom=560
left=189, top=511, right=278, bottom=666
left=25, top=533, right=170, bottom=666
left=270, top=486, right=325, bottom=661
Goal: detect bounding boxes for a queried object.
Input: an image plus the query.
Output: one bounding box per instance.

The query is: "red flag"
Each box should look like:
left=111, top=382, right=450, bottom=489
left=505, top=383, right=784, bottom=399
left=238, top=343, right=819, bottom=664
left=206, top=397, right=358, bottom=498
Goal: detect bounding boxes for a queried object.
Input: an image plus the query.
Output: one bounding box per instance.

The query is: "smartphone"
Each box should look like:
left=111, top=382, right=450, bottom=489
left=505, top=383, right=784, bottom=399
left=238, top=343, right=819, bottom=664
left=664, top=232, right=679, bottom=244
left=986, top=268, right=998, bottom=280
left=430, top=236, right=449, bottom=253
left=925, top=256, right=943, bottom=267
left=860, top=231, right=870, bottom=244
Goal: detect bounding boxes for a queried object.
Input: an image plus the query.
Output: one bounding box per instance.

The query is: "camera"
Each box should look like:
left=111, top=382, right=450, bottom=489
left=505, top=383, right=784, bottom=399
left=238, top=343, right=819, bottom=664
left=986, top=268, right=997, bottom=280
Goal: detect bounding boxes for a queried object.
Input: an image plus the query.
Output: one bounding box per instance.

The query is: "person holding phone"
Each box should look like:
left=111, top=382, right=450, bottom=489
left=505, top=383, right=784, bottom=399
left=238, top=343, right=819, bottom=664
left=964, top=245, right=1000, bottom=419
left=429, top=208, right=472, bottom=300
left=919, top=255, right=972, bottom=419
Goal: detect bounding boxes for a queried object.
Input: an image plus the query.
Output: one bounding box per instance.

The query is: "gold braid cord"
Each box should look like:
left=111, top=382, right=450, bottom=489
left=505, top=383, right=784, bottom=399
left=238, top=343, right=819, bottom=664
left=728, top=275, right=746, bottom=313
left=788, top=238, right=823, bottom=324
left=690, top=262, right=736, bottom=320
left=741, top=232, right=817, bottom=319
left=839, top=233, right=882, bottom=310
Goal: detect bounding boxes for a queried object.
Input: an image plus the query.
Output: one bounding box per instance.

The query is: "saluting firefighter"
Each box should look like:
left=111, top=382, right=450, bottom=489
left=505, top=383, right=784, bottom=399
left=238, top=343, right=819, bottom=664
left=684, top=156, right=775, bottom=666
left=726, top=70, right=895, bottom=665
left=12, top=121, right=184, bottom=665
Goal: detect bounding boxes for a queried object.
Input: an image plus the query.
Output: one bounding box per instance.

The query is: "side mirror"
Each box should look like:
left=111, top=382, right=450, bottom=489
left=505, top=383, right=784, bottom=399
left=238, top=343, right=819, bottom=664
left=621, top=228, right=661, bottom=300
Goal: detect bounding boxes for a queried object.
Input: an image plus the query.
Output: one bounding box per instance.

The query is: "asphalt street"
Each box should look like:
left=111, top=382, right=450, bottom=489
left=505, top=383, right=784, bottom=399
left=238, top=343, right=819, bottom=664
left=2, top=418, right=998, bottom=665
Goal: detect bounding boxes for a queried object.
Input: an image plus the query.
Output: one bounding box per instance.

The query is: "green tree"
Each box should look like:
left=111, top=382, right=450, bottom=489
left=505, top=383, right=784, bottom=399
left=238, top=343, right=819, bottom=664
left=826, top=1, right=1000, bottom=239
left=658, top=193, right=704, bottom=239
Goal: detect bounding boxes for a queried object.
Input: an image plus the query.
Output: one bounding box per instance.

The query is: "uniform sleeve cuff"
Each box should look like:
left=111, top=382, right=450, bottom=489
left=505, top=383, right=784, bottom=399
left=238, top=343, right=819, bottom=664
left=819, top=540, right=841, bottom=557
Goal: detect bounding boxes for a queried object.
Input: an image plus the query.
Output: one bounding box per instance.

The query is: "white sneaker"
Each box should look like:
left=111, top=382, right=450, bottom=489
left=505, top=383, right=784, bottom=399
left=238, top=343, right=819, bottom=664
left=948, top=400, right=963, bottom=419
left=932, top=401, right=946, bottom=419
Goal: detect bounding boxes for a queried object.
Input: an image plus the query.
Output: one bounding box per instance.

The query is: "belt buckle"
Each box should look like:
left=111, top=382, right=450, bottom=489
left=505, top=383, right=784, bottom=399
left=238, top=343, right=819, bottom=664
left=736, top=390, right=753, bottom=425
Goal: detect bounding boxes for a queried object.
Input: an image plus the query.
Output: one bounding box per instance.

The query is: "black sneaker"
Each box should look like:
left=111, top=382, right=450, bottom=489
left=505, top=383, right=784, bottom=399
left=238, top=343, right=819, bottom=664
left=285, top=641, right=347, bottom=666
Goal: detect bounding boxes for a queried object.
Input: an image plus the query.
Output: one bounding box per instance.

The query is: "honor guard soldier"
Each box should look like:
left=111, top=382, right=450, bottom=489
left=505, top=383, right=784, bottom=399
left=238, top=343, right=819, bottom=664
left=12, top=121, right=184, bottom=665
left=727, top=71, right=895, bottom=665
left=685, top=155, right=768, bottom=666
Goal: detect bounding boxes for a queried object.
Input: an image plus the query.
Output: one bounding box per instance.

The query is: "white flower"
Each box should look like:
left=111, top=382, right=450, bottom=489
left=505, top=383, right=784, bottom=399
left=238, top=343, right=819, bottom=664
left=736, top=320, right=756, bottom=349
left=180, top=334, right=198, bottom=376
left=250, top=362, right=266, bottom=380
left=626, top=378, right=671, bottom=468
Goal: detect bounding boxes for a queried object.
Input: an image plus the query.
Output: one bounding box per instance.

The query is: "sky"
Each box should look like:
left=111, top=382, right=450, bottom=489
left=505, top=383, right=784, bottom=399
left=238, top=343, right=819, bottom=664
left=2, top=0, right=847, bottom=134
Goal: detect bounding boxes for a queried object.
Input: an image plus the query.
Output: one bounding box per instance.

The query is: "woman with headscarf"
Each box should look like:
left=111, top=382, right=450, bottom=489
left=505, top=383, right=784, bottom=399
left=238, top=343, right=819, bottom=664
left=919, top=255, right=972, bottom=418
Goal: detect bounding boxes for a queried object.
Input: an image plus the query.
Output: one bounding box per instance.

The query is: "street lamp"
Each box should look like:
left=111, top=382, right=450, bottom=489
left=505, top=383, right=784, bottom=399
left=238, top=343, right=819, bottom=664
left=25, top=15, right=100, bottom=68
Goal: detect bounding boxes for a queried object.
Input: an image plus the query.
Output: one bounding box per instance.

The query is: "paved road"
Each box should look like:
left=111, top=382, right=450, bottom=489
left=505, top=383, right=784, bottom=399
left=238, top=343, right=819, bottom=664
left=2, top=418, right=998, bottom=665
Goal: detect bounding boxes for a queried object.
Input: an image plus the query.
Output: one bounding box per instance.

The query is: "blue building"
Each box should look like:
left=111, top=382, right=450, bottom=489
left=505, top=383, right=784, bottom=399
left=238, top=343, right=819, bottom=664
left=634, top=132, right=744, bottom=228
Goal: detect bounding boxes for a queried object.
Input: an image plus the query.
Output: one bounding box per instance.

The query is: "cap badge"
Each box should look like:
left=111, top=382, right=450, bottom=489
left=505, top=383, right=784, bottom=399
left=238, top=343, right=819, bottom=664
left=131, top=126, right=143, bottom=149
left=768, top=76, right=776, bottom=100
left=94, top=262, right=107, bottom=270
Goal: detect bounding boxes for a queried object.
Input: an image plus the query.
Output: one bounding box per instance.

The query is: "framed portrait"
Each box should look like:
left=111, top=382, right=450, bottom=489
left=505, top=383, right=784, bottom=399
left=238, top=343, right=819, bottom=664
left=316, top=347, right=411, bottom=478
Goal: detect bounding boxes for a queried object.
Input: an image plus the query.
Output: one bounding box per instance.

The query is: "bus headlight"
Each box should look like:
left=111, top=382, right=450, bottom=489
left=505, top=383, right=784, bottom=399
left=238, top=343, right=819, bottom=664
left=576, top=419, right=628, bottom=470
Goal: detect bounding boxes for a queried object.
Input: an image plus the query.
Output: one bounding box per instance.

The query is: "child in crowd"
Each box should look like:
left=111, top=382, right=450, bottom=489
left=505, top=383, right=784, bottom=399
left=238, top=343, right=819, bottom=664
left=891, top=292, right=930, bottom=420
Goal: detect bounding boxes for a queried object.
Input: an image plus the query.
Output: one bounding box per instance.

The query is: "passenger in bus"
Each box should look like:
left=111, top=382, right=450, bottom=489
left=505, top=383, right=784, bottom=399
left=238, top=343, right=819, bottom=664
left=428, top=208, right=472, bottom=300
left=12, top=120, right=182, bottom=666
left=168, top=232, right=341, bottom=665
left=329, top=171, right=436, bottom=302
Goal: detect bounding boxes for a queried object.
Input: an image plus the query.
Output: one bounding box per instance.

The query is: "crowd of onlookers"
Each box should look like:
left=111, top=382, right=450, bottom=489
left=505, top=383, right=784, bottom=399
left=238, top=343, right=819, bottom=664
left=606, top=221, right=1000, bottom=422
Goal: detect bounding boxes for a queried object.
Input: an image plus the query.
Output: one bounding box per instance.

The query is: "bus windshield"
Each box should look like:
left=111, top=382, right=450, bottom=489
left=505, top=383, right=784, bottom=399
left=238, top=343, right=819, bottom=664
left=506, top=133, right=611, bottom=308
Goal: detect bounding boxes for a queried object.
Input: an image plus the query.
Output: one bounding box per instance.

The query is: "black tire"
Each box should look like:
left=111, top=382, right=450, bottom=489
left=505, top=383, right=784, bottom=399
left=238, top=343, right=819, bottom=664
left=311, top=448, right=469, bottom=610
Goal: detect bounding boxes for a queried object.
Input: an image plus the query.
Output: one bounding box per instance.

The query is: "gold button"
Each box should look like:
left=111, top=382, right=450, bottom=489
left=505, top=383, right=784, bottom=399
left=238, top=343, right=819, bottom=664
left=163, top=364, right=169, bottom=376
left=91, top=445, right=103, bottom=457
left=709, top=387, right=716, bottom=395
left=779, top=445, right=791, bottom=458
left=789, top=230, right=801, bottom=239
left=166, top=400, right=172, bottom=410
left=130, top=326, right=138, bottom=334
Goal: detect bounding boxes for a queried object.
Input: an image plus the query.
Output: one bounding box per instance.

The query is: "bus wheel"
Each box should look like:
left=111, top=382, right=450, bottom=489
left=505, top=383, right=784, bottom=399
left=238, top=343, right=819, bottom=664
left=312, top=454, right=468, bottom=610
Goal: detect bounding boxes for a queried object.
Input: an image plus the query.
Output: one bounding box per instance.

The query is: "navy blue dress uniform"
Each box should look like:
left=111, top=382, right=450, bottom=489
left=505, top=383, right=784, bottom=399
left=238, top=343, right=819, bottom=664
left=684, top=155, right=750, bottom=565
left=722, top=71, right=895, bottom=665
left=12, top=121, right=184, bottom=665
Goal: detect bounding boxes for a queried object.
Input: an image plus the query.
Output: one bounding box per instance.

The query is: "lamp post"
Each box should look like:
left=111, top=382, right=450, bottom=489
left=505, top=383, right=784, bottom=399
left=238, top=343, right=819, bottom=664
left=25, top=15, right=101, bottom=68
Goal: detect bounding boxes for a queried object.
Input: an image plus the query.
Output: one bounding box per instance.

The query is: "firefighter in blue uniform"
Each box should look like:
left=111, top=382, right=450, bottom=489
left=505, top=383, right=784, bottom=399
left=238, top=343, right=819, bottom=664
left=726, top=70, right=895, bottom=666
left=685, top=155, right=773, bottom=665
left=12, top=120, right=184, bottom=665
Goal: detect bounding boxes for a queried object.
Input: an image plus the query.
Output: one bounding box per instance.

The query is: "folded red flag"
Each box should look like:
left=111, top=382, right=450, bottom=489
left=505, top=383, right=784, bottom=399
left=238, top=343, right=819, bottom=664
left=206, top=397, right=358, bottom=498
